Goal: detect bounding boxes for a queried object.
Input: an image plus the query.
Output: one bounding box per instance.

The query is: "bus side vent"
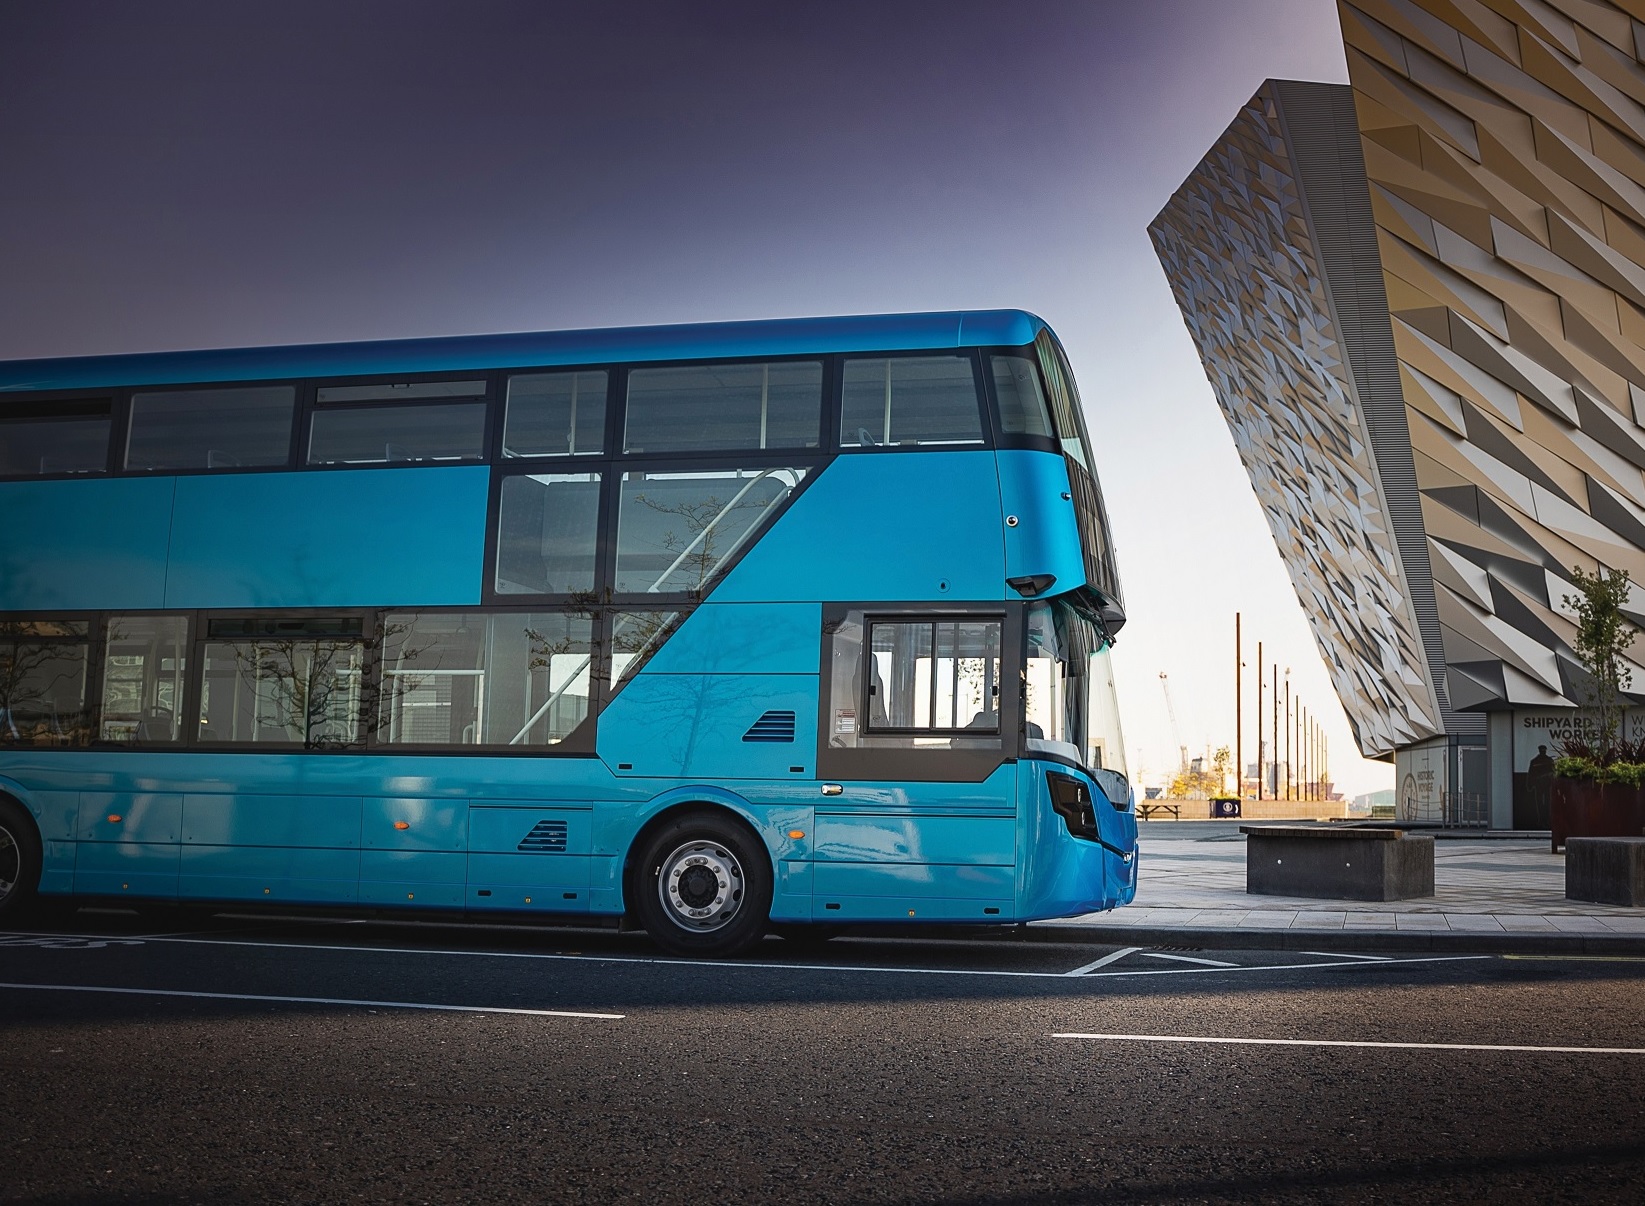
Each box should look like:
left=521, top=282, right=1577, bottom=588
left=517, top=820, right=569, bottom=853
left=743, top=710, right=796, bottom=743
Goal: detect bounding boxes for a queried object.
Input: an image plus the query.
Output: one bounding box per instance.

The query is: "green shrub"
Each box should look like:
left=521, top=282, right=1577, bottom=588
left=1554, top=755, right=1645, bottom=786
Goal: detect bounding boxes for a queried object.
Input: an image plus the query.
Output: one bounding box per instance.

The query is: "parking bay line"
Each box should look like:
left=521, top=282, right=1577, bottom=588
left=3, top=931, right=1492, bottom=981
left=1138, top=952, right=1238, bottom=968
left=1052, top=1032, right=1645, bottom=1055
left=1299, top=951, right=1392, bottom=962
left=1065, top=947, right=1142, bottom=976
left=0, top=981, right=623, bottom=1019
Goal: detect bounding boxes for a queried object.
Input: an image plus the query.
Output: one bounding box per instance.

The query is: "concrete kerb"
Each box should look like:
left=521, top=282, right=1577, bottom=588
left=1023, top=921, right=1645, bottom=957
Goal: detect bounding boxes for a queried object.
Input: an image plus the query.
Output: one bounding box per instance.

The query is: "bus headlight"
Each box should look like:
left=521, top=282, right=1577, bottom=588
left=1046, top=772, right=1097, bottom=841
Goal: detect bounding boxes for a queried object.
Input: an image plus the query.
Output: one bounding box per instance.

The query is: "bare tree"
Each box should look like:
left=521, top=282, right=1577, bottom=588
left=0, top=623, right=90, bottom=745
left=220, top=621, right=433, bottom=749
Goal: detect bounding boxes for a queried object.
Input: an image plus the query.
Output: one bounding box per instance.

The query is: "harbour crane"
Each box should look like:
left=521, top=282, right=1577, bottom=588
left=1159, top=671, right=1187, bottom=776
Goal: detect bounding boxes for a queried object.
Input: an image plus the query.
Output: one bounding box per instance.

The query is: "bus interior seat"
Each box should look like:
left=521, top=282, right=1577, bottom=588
left=135, top=708, right=173, bottom=742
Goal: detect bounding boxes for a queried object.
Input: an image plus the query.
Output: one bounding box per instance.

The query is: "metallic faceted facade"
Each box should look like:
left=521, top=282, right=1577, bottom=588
left=1150, top=81, right=1447, bottom=759
left=1154, top=0, right=1645, bottom=800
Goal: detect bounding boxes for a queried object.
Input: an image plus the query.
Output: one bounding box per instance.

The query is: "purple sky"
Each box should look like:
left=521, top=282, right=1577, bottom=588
left=0, top=0, right=1379, bottom=794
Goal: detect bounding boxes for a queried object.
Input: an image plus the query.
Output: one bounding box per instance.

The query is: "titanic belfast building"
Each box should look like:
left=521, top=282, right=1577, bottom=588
left=1152, top=0, right=1645, bottom=826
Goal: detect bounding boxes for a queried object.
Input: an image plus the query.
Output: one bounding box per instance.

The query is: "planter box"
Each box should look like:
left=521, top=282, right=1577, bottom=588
left=1566, top=837, right=1645, bottom=907
left=1550, top=778, right=1645, bottom=853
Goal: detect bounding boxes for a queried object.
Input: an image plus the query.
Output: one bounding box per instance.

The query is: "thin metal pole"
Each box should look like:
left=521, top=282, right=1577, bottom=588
left=1301, top=706, right=1307, bottom=799
left=1235, top=613, right=1242, bottom=800
left=1272, top=664, right=1279, bottom=800
left=1284, top=671, right=1292, bottom=801
left=1256, top=641, right=1264, bottom=801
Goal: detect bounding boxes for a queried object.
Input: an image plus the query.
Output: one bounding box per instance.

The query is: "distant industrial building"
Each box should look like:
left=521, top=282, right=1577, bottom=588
left=1151, top=0, right=1645, bottom=827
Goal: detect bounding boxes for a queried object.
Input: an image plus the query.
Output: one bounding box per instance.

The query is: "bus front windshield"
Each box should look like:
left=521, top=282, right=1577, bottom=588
left=1025, top=599, right=1129, bottom=805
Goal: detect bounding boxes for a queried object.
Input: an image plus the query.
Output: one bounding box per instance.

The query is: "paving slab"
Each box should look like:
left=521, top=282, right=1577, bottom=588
left=1029, top=825, right=1645, bottom=954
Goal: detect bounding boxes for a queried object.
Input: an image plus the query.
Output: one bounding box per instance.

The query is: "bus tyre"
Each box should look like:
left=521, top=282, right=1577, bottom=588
left=634, top=813, right=772, bottom=958
left=0, top=797, right=44, bottom=922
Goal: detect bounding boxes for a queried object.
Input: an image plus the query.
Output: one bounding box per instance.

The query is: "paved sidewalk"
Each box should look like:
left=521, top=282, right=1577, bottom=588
left=1035, top=821, right=1645, bottom=954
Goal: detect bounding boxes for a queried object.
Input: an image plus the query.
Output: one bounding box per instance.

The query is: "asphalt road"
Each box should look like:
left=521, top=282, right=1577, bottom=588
left=4, top=910, right=1645, bottom=1204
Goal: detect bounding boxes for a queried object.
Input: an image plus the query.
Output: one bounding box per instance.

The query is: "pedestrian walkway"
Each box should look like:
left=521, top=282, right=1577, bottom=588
left=1036, top=821, right=1645, bottom=954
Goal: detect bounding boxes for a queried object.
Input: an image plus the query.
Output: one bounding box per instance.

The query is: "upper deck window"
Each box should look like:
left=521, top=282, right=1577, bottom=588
left=126, top=385, right=296, bottom=471
left=614, top=467, right=808, bottom=594
left=494, top=472, right=602, bottom=595
left=503, top=371, right=608, bottom=458
left=0, top=399, right=111, bottom=477
left=1034, top=332, right=1092, bottom=470
left=989, top=355, right=1054, bottom=439
left=839, top=356, right=983, bottom=448
left=624, top=361, right=823, bottom=453
left=308, top=379, right=486, bottom=465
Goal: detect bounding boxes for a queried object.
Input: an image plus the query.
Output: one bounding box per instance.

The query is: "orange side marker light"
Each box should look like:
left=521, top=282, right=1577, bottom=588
left=107, top=814, right=122, bottom=823
left=788, top=829, right=806, bottom=840
left=393, top=821, right=410, bottom=830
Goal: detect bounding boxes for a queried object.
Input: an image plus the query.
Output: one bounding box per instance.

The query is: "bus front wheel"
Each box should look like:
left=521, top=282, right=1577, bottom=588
left=633, top=813, right=772, bottom=958
left=0, top=797, right=44, bottom=922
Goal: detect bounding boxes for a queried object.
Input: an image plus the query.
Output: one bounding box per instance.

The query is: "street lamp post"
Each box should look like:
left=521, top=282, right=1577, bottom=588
left=1256, top=640, right=1264, bottom=801
left=1284, top=669, right=1291, bottom=802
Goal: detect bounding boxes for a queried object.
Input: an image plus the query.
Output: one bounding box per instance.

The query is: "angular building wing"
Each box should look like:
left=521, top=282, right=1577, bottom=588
left=1153, top=0, right=1645, bottom=826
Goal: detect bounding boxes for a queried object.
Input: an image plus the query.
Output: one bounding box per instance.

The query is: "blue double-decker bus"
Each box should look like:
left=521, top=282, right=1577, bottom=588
left=0, top=310, right=1136, bottom=955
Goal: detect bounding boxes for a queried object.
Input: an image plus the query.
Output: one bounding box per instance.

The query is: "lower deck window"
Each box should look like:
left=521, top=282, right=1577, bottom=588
left=198, top=618, right=365, bottom=747
left=610, top=610, right=683, bottom=686
left=378, top=612, right=593, bottom=746
left=821, top=609, right=1011, bottom=773
left=100, top=615, right=189, bottom=743
left=867, top=619, right=1002, bottom=732
left=0, top=620, right=91, bottom=746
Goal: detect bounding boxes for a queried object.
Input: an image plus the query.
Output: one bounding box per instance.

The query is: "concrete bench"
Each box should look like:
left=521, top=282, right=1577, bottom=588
left=1566, top=836, right=1645, bottom=907
left=1241, top=825, right=1435, bottom=901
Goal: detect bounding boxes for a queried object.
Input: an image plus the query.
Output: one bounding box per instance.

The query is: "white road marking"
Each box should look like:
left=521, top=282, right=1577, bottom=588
left=1065, top=947, right=1142, bottom=976
left=0, top=931, right=1492, bottom=981
left=1052, top=1032, right=1645, bottom=1055
left=1298, top=951, right=1392, bottom=961
left=0, top=936, right=145, bottom=950
left=0, top=981, right=623, bottom=1019
left=1139, top=952, right=1238, bottom=968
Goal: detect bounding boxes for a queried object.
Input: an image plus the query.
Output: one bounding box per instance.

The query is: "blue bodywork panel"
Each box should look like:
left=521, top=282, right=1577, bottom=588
left=1016, top=760, right=1139, bottom=917
left=0, top=478, right=176, bottom=610
left=640, top=603, right=822, bottom=676
left=0, top=311, right=1046, bottom=393
left=713, top=453, right=1007, bottom=603
left=597, top=674, right=819, bottom=779
left=997, top=451, right=1089, bottom=596
left=167, top=468, right=488, bottom=608
left=4, top=743, right=1136, bottom=925
left=0, top=468, right=487, bottom=612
